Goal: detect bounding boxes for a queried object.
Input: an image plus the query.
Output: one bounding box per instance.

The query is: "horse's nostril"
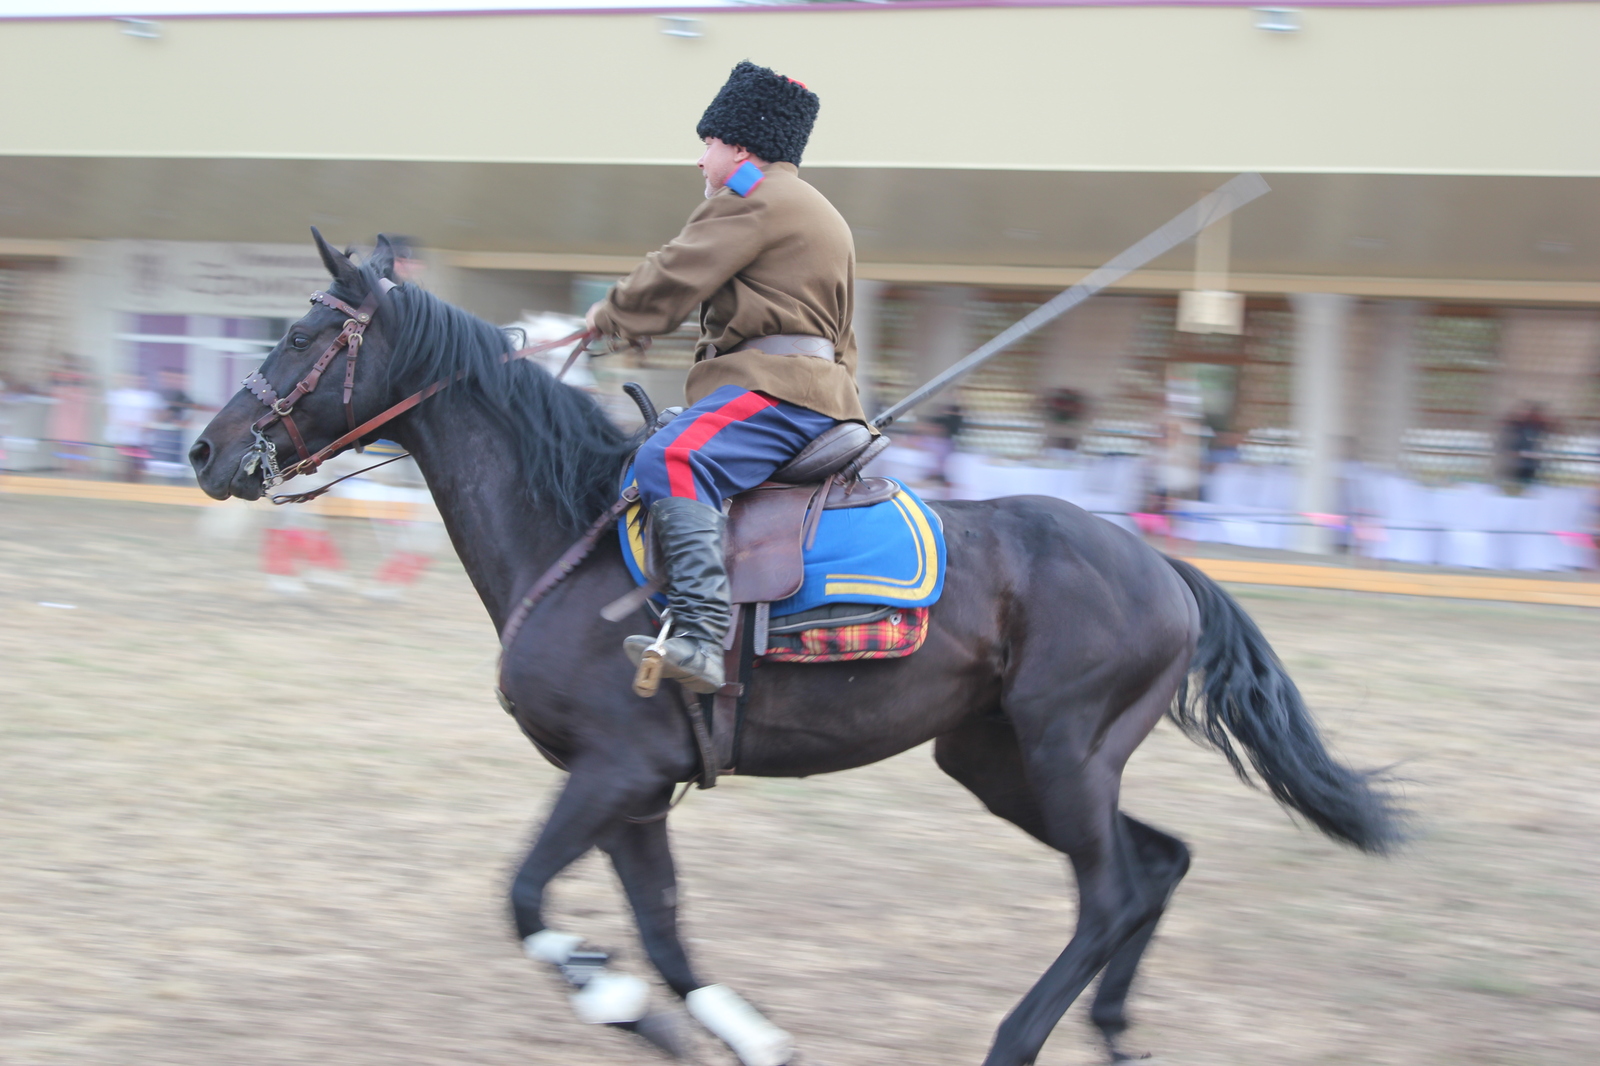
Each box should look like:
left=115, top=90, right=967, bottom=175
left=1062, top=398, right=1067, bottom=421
left=188, top=438, right=212, bottom=469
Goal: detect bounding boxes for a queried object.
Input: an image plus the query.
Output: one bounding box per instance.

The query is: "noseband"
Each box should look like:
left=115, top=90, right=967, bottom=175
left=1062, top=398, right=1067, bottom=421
left=240, top=288, right=381, bottom=484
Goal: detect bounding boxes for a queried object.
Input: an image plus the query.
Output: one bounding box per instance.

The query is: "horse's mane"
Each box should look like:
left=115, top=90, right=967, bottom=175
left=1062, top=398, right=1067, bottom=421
left=334, top=264, right=638, bottom=533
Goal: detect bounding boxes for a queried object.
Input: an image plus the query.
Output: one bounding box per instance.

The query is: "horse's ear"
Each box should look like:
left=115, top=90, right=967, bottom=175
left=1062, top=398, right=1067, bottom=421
left=311, top=227, right=360, bottom=286
left=369, top=234, right=398, bottom=281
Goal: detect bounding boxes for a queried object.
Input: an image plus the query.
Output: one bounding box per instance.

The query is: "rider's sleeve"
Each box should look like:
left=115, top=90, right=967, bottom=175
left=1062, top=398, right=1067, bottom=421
left=591, top=190, right=767, bottom=340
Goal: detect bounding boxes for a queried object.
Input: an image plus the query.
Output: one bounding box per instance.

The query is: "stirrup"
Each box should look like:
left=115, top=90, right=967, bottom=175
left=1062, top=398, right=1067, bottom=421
left=625, top=636, right=724, bottom=697
left=631, top=610, right=675, bottom=697
left=634, top=646, right=667, bottom=698
left=626, top=613, right=724, bottom=697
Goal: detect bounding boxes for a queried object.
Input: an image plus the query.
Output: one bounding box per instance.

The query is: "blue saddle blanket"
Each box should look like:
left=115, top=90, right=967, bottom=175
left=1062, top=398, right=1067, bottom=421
left=620, top=478, right=946, bottom=615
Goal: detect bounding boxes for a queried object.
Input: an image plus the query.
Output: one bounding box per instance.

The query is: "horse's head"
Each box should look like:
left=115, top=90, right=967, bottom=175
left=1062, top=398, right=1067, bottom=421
left=190, top=229, right=404, bottom=500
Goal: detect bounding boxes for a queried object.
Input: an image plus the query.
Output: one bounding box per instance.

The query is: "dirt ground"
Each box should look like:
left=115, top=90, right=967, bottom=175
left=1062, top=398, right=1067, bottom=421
left=3, top=493, right=1598, bottom=1066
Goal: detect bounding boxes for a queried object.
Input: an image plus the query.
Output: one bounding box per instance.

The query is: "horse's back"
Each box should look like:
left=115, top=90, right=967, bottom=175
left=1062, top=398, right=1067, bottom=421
left=932, top=493, right=1195, bottom=660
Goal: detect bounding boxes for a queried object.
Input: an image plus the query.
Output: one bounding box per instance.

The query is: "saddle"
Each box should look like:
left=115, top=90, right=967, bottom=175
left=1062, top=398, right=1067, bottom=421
left=632, top=404, right=892, bottom=786
left=640, top=414, right=892, bottom=608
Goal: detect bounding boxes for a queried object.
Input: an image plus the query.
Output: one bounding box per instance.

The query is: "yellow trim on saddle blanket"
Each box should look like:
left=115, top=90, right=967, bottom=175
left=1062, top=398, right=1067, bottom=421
left=822, top=491, right=941, bottom=601
left=622, top=482, right=943, bottom=606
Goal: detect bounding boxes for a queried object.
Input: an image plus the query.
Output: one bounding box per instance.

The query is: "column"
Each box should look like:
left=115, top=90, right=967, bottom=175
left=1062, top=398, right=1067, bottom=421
left=1367, top=300, right=1420, bottom=468
left=62, top=244, right=120, bottom=474
left=1290, top=293, right=1352, bottom=554
left=909, top=285, right=974, bottom=401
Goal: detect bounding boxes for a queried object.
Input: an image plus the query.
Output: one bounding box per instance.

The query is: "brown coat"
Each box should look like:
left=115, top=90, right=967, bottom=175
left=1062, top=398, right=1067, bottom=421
left=592, top=162, right=867, bottom=424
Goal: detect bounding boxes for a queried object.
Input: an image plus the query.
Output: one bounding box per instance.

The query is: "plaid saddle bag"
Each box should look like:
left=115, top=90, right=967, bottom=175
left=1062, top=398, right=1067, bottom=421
left=760, top=602, right=931, bottom=664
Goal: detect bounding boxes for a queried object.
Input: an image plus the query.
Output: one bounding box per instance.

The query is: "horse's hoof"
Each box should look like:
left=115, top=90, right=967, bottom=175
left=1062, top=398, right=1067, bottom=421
left=613, top=1009, right=692, bottom=1059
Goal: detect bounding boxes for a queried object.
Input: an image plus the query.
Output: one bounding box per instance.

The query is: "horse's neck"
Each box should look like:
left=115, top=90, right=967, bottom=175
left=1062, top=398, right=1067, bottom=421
left=392, top=400, right=580, bottom=631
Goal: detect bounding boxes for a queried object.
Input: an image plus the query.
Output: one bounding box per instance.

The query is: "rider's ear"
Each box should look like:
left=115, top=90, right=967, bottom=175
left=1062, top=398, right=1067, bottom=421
left=369, top=234, right=398, bottom=281
left=311, top=226, right=361, bottom=287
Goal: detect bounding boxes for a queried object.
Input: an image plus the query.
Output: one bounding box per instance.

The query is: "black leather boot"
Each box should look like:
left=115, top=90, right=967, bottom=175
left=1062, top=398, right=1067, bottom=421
left=624, top=497, right=730, bottom=695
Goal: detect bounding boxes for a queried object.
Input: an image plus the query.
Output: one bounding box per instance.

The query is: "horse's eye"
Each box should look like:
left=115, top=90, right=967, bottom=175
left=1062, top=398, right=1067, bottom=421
left=291, top=334, right=310, bottom=350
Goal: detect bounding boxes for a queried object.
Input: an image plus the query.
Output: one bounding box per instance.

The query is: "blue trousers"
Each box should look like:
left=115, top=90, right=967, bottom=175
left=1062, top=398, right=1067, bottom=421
left=633, top=385, right=837, bottom=509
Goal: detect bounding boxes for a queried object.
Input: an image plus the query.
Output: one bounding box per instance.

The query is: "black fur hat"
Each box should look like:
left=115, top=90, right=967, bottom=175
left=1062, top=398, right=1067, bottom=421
left=696, top=61, right=820, bottom=165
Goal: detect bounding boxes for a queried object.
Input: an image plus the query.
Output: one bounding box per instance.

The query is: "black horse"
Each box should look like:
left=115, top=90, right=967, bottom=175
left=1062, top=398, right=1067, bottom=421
left=191, top=233, right=1400, bottom=1066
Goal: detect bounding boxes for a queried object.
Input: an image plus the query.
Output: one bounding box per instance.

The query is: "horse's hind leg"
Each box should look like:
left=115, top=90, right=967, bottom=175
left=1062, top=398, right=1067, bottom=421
left=982, top=756, right=1153, bottom=1066
left=1087, top=815, right=1189, bottom=1062
left=936, top=716, right=1188, bottom=1063
left=938, top=650, right=1189, bottom=1066
left=934, top=717, right=1190, bottom=1056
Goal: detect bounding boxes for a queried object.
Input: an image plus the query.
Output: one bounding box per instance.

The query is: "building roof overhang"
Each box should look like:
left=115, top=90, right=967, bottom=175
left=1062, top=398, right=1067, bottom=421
left=3, top=156, right=1597, bottom=303
left=2, top=4, right=1596, bottom=301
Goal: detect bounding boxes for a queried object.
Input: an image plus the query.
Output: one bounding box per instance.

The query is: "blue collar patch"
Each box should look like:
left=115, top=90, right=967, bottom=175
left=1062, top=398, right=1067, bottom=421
left=725, top=160, right=766, bottom=198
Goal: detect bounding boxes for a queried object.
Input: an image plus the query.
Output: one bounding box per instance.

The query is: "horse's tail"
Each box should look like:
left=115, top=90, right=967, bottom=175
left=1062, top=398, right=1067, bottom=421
left=1164, top=556, right=1403, bottom=854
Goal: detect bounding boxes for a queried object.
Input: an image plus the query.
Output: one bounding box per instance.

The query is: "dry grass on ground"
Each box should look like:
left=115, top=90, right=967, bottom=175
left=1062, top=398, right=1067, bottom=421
left=2, top=494, right=1597, bottom=1066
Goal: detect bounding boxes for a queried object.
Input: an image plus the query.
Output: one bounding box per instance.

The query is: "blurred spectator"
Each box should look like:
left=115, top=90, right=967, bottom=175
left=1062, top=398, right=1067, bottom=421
left=1206, top=429, right=1243, bottom=470
left=909, top=419, right=956, bottom=488
left=1502, top=402, right=1553, bottom=489
left=913, top=406, right=965, bottom=492
left=1156, top=416, right=1203, bottom=503
left=104, top=375, right=160, bottom=482
left=927, top=404, right=964, bottom=443
left=876, top=410, right=961, bottom=498
left=152, top=368, right=201, bottom=466
left=46, top=354, right=94, bottom=470
left=1043, top=388, right=1087, bottom=453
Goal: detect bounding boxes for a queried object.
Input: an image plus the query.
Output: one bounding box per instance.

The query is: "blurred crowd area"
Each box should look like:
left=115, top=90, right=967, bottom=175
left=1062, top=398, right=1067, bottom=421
left=3, top=254, right=1598, bottom=574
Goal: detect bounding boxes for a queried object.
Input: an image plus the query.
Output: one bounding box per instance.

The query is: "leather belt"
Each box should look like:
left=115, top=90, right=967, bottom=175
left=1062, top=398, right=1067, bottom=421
left=723, top=334, right=835, bottom=360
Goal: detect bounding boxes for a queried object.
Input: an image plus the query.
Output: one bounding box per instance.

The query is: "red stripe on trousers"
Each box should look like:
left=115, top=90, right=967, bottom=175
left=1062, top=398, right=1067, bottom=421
left=664, top=390, right=779, bottom=500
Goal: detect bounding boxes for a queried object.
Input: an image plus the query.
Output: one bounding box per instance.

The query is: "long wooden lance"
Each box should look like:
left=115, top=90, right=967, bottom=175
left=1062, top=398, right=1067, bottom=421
left=871, top=172, right=1271, bottom=430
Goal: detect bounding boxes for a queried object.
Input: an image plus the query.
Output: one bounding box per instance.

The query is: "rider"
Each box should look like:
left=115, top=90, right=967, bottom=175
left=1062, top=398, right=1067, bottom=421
left=585, top=61, right=868, bottom=695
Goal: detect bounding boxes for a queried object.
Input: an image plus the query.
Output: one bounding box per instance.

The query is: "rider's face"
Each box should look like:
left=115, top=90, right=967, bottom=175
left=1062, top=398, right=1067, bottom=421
left=697, top=138, right=754, bottom=197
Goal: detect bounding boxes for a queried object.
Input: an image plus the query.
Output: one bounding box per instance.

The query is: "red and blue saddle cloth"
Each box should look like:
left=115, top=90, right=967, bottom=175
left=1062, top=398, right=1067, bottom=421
left=617, top=476, right=947, bottom=661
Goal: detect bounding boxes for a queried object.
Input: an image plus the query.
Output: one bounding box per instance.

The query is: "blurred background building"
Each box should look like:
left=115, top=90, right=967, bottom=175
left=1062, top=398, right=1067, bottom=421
left=2, top=1, right=1597, bottom=563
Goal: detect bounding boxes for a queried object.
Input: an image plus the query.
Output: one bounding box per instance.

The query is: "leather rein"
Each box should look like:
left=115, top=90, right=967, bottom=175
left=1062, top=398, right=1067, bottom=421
left=239, top=281, right=596, bottom=504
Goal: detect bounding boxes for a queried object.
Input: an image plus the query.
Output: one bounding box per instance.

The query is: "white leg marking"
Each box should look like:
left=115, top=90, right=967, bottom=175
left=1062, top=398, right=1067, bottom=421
left=525, top=931, right=652, bottom=1026
left=570, top=971, right=652, bottom=1025
left=686, top=984, right=794, bottom=1066
left=523, top=930, right=584, bottom=965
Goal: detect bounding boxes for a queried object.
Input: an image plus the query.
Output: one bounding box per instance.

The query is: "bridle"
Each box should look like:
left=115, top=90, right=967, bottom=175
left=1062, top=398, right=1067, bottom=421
left=239, top=287, right=382, bottom=487
left=238, top=280, right=596, bottom=502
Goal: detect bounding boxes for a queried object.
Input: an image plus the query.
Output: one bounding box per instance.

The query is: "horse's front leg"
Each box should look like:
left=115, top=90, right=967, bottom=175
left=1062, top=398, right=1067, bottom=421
left=600, top=816, right=796, bottom=1066
left=596, top=815, right=700, bottom=997
left=511, top=760, right=681, bottom=1041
